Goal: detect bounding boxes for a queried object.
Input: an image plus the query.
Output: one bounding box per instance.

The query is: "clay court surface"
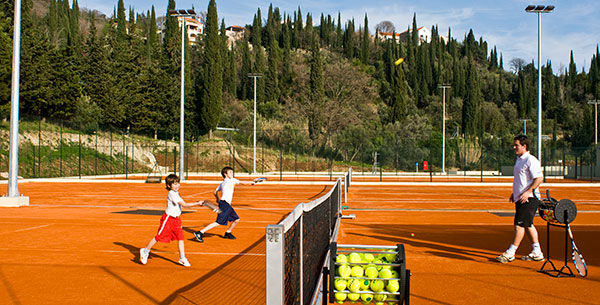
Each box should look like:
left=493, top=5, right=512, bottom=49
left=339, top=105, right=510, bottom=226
left=1, top=177, right=599, bottom=304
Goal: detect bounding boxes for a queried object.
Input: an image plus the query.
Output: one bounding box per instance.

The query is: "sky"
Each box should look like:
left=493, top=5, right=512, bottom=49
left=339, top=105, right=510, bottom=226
left=77, top=0, right=600, bottom=74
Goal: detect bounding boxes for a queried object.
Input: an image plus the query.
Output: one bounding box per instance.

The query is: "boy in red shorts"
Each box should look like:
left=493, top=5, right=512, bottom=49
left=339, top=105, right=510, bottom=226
left=140, top=174, right=205, bottom=267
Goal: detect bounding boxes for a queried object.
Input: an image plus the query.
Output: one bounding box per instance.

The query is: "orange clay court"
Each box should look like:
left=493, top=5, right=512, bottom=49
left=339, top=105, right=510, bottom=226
left=0, top=176, right=599, bottom=305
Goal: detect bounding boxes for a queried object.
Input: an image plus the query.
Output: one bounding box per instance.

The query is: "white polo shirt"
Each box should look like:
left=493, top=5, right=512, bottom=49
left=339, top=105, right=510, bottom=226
left=216, top=177, right=240, bottom=204
left=512, top=151, right=543, bottom=202
left=165, top=190, right=183, bottom=217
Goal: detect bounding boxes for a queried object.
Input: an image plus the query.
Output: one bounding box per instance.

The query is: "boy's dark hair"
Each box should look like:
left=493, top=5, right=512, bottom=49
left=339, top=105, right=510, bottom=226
left=165, top=174, right=180, bottom=190
left=514, top=135, right=530, bottom=151
left=221, top=166, right=234, bottom=178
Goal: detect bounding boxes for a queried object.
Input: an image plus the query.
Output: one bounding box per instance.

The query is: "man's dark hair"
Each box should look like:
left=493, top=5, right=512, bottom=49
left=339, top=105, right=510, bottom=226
left=221, top=166, right=234, bottom=178
left=514, top=135, right=530, bottom=151
left=165, top=174, right=180, bottom=190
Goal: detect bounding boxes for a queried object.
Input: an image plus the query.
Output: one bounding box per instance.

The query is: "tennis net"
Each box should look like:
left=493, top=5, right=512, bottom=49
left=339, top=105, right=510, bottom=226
left=266, top=177, right=343, bottom=305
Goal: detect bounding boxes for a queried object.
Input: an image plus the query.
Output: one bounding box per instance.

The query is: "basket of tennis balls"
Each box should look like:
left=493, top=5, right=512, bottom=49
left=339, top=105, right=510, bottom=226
left=328, top=243, right=410, bottom=305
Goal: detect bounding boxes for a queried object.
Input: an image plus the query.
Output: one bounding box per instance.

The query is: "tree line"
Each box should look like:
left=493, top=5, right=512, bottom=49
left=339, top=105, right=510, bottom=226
left=1, top=0, right=599, bottom=170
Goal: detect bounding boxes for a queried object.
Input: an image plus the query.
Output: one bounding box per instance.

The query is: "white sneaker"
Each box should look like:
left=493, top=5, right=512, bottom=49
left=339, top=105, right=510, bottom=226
left=496, top=252, right=515, bottom=263
left=140, top=248, right=149, bottom=265
left=521, top=251, right=544, bottom=261
left=179, top=257, right=191, bottom=267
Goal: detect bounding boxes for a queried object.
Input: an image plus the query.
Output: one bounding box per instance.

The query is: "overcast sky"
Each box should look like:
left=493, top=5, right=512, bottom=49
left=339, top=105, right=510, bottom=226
left=77, top=0, right=599, bottom=74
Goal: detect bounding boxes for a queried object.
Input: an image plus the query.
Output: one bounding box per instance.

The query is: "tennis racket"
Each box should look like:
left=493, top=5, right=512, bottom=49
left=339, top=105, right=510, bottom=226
left=201, top=200, right=221, bottom=213
left=567, top=225, right=587, bottom=277
left=253, top=177, right=267, bottom=184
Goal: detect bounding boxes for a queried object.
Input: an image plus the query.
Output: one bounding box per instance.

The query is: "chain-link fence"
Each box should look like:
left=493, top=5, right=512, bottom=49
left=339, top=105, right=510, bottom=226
left=1, top=116, right=598, bottom=181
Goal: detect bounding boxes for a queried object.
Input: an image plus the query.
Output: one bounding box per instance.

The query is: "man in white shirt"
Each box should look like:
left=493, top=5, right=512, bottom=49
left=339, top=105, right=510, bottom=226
left=497, top=135, right=545, bottom=263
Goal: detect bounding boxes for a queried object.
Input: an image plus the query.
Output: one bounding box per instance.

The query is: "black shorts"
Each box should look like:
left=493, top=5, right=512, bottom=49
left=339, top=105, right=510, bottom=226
left=514, top=198, right=540, bottom=227
left=216, top=200, right=240, bottom=225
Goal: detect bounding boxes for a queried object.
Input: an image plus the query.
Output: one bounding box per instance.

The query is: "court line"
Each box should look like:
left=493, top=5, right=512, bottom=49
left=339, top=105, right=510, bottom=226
left=0, top=224, right=53, bottom=236
left=346, top=208, right=600, bottom=213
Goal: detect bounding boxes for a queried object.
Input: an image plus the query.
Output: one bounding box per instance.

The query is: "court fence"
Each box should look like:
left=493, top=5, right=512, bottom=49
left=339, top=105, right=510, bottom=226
left=0, top=116, right=598, bottom=182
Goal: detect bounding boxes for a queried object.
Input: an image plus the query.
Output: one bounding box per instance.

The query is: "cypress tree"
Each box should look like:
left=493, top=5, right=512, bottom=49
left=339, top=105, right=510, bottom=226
left=198, top=0, right=222, bottom=134
left=308, top=36, right=324, bottom=142
left=462, top=61, right=481, bottom=136
left=251, top=9, right=262, bottom=47
left=360, top=13, right=369, bottom=64
left=238, top=37, right=252, bottom=100
left=265, top=28, right=281, bottom=103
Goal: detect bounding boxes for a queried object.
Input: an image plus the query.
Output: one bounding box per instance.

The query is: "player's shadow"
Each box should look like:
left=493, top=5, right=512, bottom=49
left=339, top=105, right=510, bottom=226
left=113, top=242, right=179, bottom=266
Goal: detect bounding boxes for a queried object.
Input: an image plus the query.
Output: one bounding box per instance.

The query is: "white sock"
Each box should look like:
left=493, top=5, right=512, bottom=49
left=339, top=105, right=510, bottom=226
left=532, top=243, right=541, bottom=253
left=506, top=244, right=518, bottom=256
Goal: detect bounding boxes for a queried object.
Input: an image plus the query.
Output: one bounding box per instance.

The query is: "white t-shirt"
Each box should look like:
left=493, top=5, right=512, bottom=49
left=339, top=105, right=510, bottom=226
left=512, top=151, right=543, bottom=202
left=165, top=190, right=183, bottom=217
left=216, top=177, right=240, bottom=204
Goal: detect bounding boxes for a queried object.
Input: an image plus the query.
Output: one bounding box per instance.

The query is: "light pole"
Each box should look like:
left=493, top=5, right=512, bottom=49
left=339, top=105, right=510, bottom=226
left=248, top=73, right=263, bottom=174
left=168, top=9, right=196, bottom=181
left=520, top=118, right=531, bottom=135
left=525, top=4, right=554, bottom=161
left=438, top=84, right=451, bottom=174
left=1, top=0, right=29, bottom=206
left=589, top=100, right=599, bottom=145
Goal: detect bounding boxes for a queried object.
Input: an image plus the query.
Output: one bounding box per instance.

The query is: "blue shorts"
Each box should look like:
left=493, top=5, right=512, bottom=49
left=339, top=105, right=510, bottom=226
left=216, top=200, right=239, bottom=225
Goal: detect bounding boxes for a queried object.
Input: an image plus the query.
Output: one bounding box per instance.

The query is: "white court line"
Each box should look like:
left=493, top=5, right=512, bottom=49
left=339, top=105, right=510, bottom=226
left=0, top=224, right=53, bottom=236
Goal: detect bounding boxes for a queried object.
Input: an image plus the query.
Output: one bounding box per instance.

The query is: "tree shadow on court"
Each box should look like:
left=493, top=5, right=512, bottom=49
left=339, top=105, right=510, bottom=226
left=114, top=241, right=180, bottom=266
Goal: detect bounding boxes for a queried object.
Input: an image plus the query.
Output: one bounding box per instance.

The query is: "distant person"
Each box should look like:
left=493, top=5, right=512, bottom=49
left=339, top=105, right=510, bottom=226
left=194, top=166, right=254, bottom=242
left=497, top=135, right=544, bottom=263
left=140, top=174, right=205, bottom=267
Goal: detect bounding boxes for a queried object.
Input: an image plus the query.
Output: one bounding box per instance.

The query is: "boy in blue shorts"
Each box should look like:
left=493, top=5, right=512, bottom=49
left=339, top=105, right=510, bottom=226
left=194, top=166, right=254, bottom=242
left=140, top=174, right=205, bottom=267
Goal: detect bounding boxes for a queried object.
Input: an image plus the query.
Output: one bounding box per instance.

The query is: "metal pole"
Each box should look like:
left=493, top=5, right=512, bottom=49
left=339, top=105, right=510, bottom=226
left=589, top=100, right=599, bottom=145
left=6, top=0, right=22, bottom=197
left=439, top=85, right=450, bottom=174
left=253, top=76, right=257, bottom=174
left=179, top=17, right=185, bottom=181
left=537, top=11, right=542, bottom=161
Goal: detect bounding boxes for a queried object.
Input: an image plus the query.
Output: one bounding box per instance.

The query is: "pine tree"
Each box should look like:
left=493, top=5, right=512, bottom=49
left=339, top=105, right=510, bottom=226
left=198, top=0, right=222, bottom=134
left=360, top=13, right=369, bottom=64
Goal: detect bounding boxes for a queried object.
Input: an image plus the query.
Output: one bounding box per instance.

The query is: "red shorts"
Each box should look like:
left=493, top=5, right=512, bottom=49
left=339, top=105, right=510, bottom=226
left=155, top=213, right=184, bottom=243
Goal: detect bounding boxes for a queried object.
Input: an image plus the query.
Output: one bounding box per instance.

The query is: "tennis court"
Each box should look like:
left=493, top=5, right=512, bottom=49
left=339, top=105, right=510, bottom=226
left=0, top=175, right=599, bottom=304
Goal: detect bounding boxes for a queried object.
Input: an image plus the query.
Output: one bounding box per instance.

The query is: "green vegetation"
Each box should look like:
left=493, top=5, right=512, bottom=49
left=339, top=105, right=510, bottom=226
left=1, top=0, right=599, bottom=176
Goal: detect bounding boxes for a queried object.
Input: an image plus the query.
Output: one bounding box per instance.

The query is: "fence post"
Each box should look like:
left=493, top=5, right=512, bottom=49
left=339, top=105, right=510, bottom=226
left=60, top=120, right=63, bottom=177
left=95, top=129, right=98, bottom=176
left=78, top=132, right=82, bottom=179
left=110, top=130, right=113, bottom=175
left=173, top=146, right=177, bottom=175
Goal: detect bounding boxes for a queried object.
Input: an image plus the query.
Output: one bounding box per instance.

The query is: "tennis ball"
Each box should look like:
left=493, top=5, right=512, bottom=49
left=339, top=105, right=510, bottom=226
left=334, top=292, right=347, bottom=302
left=347, top=279, right=361, bottom=292
left=364, top=266, right=378, bottom=279
left=360, top=292, right=373, bottom=302
left=384, top=251, right=397, bottom=262
left=348, top=252, right=362, bottom=264
left=389, top=270, right=399, bottom=278
left=337, top=265, right=351, bottom=278
left=373, top=259, right=383, bottom=270
left=370, top=279, right=384, bottom=292
left=378, top=268, right=392, bottom=279
left=364, top=253, right=375, bottom=262
left=348, top=292, right=360, bottom=301
left=351, top=265, right=364, bottom=277
left=386, top=280, right=399, bottom=292
left=334, top=279, right=347, bottom=291
left=359, top=279, right=370, bottom=290
left=336, top=254, right=348, bottom=264
left=374, top=293, right=387, bottom=302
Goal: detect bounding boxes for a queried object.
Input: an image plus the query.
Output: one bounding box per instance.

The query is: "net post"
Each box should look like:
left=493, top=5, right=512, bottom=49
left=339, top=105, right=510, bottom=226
left=266, top=224, right=284, bottom=305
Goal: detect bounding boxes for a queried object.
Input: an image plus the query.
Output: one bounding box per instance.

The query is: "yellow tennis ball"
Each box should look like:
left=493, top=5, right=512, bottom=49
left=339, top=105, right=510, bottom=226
left=348, top=292, right=360, bottom=301
left=373, top=258, right=383, bottom=270
left=370, top=279, right=384, bottom=292
left=359, top=279, right=370, bottom=290
left=336, top=254, right=348, bottom=264
left=348, top=252, right=362, bottom=264
left=386, top=280, right=399, bottom=292
left=374, top=293, right=387, bottom=302
left=351, top=265, right=364, bottom=277
left=364, top=253, right=375, bottom=262
left=364, top=266, right=378, bottom=279
left=334, top=292, right=347, bottom=302
left=334, top=279, right=347, bottom=291
left=347, top=279, right=361, bottom=292
left=384, top=251, right=397, bottom=262
left=390, top=270, right=399, bottom=278
left=337, top=265, right=351, bottom=278
left=360, top=292, right=373, bottom=302
left=378, top=268, right=392, bottom=279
